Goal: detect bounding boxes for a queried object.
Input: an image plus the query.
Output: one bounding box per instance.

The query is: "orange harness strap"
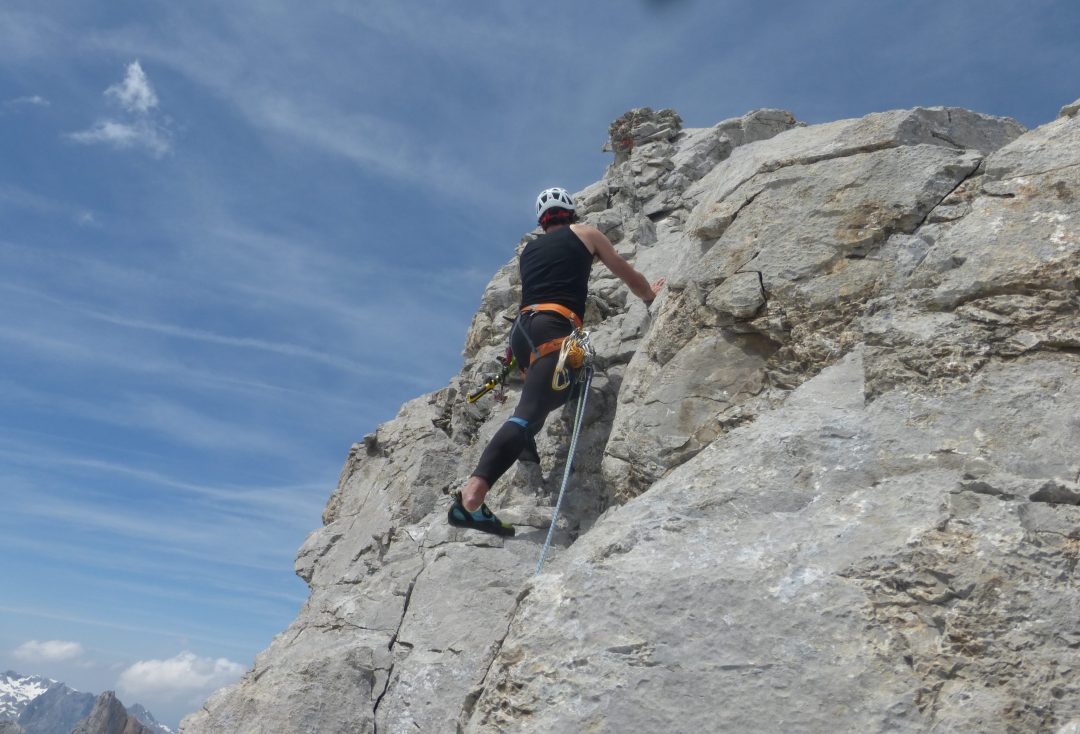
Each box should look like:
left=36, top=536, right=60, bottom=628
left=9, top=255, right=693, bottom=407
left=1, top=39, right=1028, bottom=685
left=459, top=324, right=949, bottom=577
left=518, top=303, right=584, bottom=369
left=520, top=303, right=583, bottom=329
left=530, top=337, right=567, bottom=366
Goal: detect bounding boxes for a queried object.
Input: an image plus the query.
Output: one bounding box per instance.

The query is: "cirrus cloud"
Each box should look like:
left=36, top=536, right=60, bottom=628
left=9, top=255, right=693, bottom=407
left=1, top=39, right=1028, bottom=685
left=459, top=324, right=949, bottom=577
left=4, top=94, right=50, bottom=109
left=68, top=118, right=171, bottom=157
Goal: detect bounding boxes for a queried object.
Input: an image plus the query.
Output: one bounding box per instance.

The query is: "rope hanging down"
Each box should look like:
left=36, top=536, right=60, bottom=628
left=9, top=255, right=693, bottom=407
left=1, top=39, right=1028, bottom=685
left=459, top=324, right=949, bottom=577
left=535, top=331, right=595, bottom=576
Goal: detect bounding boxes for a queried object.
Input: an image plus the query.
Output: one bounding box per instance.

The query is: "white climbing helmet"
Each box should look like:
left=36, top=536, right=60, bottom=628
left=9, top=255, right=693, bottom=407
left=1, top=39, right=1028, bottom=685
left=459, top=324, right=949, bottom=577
left=535, top=187, right=576, bottom=220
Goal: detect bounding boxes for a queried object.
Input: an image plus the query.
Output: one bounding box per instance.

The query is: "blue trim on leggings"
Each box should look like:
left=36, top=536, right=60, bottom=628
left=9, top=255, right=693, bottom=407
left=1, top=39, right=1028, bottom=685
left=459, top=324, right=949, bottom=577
left=507, top=417, right=529, bottom=429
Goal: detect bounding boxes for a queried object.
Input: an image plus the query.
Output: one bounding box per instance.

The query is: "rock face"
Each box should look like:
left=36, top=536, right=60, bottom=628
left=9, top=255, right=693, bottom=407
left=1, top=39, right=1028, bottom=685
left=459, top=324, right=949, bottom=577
left=182, top=103, right=1080, bottom=734
left=71, top=692, right=152, bottom=734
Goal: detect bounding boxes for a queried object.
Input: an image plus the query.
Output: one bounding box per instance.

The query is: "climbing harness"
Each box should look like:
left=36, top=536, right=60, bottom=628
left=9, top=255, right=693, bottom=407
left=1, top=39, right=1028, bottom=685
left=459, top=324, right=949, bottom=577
left=535, top=340, right=595, bottom=576
left=466, top=304, right=584, bottom=403
left=515, top=303, right=583, bottom=370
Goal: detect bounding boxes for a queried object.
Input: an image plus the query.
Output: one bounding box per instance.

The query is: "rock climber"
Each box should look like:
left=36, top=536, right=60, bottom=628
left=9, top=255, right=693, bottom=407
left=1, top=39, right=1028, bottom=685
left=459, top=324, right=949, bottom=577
left=448, top=186, right=666, bottom=536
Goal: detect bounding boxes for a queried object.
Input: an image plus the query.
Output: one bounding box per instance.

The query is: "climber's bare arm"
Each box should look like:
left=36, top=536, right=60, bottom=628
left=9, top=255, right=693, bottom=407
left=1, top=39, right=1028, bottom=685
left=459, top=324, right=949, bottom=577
left=571, top=224, right=666, bottom=304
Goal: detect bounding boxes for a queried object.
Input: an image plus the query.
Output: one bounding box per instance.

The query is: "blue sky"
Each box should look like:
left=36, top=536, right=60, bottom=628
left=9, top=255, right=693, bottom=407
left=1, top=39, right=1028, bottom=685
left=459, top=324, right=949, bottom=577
left=1, top=0, right=1077, bottom=727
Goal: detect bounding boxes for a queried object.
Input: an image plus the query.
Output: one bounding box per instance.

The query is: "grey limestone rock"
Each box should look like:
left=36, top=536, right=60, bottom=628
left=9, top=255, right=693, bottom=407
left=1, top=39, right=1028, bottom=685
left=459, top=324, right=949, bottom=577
left=183, top=99, right=1080, bottom=734
left=468, top=349, right=1080, bottom=734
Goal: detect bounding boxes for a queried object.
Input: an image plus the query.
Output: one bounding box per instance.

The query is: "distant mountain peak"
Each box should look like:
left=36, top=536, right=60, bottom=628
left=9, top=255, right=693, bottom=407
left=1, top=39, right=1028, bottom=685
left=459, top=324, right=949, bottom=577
left=0, top=671, right=56, bottom=720
left=0, top=671, right=170, bottom=734
left=71, top=691, right=153, bottom=734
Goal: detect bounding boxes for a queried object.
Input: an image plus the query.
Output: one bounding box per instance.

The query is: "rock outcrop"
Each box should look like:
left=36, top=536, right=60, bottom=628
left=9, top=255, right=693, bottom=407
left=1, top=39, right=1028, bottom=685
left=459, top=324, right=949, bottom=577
left=182, top=102, right=1079, bottom=734
left=71, top=692, right=153, bottom=734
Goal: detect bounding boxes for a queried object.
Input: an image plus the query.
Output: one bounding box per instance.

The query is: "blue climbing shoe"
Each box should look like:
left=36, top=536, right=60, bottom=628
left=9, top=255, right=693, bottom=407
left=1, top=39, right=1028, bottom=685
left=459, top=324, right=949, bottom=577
left=447, top=492, right=516, bottom=537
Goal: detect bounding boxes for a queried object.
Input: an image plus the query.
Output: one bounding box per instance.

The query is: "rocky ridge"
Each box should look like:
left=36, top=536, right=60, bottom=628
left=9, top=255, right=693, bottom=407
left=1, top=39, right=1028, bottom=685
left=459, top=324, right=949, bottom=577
left=0, top=672, right=169, bottom=734
left=13, top=684, right=93, bottom=734
left=70, top=692, right=152, bottom=734
left=183, top=101, right=1079, bottom=733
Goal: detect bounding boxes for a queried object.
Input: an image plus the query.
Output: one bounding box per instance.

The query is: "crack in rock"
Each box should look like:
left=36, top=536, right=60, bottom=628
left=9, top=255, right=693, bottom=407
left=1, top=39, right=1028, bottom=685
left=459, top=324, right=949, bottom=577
left=759, top=140, right=900, bottom=175
left=457, top=590, right=528, bottom=731
left=372, top=550, right=427, bottom=734
left=930, top=131, right=963, bottom=149
left=993, top=160, right=1080, bottom=182
left=910, top=160, right=984, bottom=236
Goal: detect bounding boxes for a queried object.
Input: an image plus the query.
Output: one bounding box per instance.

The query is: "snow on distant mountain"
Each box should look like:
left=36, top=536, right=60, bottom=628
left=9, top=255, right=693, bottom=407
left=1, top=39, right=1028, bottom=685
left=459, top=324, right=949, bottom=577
left=17, top=683, right=94, bottom=734
left=0, top=671, right=55, bottom=720
left=0, top=671, right=171, bottom=734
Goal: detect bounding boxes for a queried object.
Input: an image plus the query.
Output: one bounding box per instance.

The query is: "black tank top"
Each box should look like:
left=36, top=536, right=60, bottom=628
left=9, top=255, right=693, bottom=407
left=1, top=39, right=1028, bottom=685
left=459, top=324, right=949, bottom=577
left=519, top=227, right=592, bottom=320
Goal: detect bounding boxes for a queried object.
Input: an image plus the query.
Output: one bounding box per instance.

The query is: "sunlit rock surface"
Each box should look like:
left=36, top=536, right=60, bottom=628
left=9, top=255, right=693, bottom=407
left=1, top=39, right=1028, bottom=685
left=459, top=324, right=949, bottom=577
left=183, top=103, right=1080, bottom=734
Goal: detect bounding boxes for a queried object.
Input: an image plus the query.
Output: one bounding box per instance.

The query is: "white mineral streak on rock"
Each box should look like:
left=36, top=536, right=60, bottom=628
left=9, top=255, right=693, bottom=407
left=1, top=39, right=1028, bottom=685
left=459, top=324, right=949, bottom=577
left=183, top=102, right=1080, bottom=734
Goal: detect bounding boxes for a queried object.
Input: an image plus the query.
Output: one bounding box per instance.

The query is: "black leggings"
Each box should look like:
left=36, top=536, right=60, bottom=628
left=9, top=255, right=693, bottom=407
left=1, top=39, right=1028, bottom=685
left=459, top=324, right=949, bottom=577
left=472, top=313, right=577, bottom=485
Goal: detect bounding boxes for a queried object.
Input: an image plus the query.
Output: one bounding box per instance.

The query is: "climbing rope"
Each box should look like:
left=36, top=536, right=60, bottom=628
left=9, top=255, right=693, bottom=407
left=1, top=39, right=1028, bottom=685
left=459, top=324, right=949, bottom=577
left=535, top=357, right=594, bottom=577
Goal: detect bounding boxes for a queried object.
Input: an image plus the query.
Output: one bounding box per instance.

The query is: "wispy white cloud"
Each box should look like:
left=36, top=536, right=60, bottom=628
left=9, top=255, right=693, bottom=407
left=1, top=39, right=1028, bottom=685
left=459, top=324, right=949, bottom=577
left=69, top=118, right=172, bottom=157
left=0, top=8, right=64, bottom=63
left=252, top=94, right=500, bottom=202
left=0, top=184, right=98, bottom=226
left=69, top=60, right=173, bottom=157
left=202, top=224, right=485, bottom=347
left=0, top=605, right=256, bottom=654
left=87, top=13, right=515, bottom=205
left=89, top=310, right=395, bottom=377
left=13, top=639, right=85, bottom=662
left=0, top=439, right=325, bottom=527
left=0, top=532, right=305, bottom=608
left=0, top=476, right=309, bottom=579
left=0, top=335, right=369, bottom=418
left=122, top=395, right=300, bottom=455
left=106, top=60, right=158, bottom=113
left=4, top=94, right=50, bottom=109
left=0, top=280, right=423, bottom=385
left=0, top=529, right=301, bottom=662
left=4, top=489, right=243, bottom=550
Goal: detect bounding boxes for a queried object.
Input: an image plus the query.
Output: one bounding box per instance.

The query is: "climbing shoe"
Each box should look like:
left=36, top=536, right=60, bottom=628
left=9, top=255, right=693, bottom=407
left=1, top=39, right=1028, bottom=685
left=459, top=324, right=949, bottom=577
left=447, top=492, right=516, bottom=537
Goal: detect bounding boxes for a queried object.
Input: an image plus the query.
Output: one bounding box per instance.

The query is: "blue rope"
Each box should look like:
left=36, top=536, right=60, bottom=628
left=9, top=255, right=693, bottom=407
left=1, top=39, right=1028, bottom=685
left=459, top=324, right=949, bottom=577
left=535, top=366, right=593, bottom=576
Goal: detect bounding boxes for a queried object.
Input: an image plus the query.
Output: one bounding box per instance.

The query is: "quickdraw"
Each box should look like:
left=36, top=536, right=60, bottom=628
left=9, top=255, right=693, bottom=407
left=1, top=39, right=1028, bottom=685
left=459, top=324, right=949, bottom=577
left=551, top=328, right=593, bottom=392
